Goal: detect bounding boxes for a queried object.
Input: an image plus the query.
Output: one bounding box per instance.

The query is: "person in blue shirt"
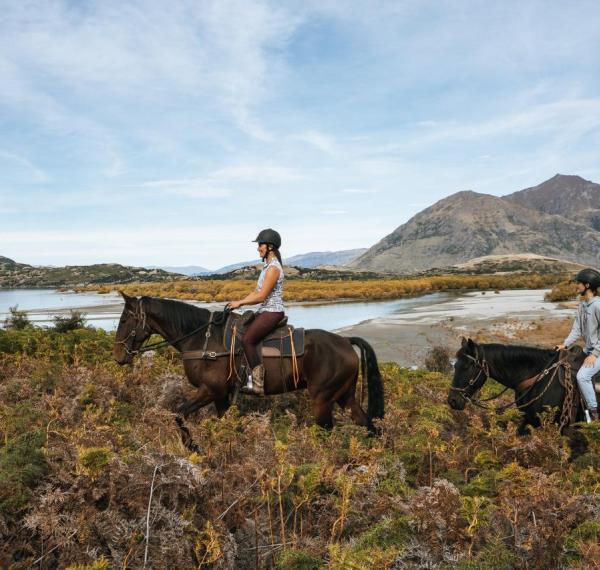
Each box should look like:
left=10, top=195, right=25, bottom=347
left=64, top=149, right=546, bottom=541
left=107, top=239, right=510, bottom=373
left=556, top=268, right=600, bottom=421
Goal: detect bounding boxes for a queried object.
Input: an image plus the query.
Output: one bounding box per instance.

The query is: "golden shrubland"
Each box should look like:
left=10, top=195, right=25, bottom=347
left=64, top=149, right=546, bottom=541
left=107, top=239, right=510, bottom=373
left=0, top=326, right=598, bottom=568
left=88, top=272, right=567, bottom=303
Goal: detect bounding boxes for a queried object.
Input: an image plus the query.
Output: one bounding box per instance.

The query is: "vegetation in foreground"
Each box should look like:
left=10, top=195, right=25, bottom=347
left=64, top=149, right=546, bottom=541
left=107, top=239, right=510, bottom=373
left=0, top=326, right=598, bottom=569
left=87, top=272, right=568, bottom=303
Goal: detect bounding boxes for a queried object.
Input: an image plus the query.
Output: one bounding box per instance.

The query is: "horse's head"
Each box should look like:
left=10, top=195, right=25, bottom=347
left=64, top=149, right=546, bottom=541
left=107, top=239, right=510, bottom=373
left=113, top=292, right=153, bottom=365
left=448, top=337, right=489, bottom=410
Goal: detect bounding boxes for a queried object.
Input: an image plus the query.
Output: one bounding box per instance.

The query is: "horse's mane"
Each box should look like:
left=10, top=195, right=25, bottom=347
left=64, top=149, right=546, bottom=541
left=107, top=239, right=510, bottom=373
left=481, top=343, right=557, bottom=379
left=143, top=296, right=210, bottom=335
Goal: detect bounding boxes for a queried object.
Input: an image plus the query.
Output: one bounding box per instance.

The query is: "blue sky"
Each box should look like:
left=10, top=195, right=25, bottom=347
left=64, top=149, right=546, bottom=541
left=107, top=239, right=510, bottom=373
left=1, top=0, right=599, bottom=269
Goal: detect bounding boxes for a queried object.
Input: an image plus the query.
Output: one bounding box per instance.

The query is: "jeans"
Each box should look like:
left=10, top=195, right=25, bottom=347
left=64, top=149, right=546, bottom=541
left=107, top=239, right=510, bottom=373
left=576, top=353, right=600, bottom=409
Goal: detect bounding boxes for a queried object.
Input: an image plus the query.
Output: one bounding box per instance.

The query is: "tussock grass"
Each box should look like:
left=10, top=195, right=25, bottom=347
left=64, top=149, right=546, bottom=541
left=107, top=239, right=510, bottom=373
left=88, top=272, right=567, bottom=303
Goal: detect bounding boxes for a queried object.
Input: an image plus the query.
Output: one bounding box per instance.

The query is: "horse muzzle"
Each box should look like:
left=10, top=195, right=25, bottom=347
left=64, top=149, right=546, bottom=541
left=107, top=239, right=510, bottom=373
left=447, top=392, right=467, bottom=410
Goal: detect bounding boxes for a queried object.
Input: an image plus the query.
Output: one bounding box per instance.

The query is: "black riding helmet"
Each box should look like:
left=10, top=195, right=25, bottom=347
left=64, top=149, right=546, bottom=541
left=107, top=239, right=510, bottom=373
left=253, top=228, right=281, bottom=249
left=574, top=268, right=600, bottom=292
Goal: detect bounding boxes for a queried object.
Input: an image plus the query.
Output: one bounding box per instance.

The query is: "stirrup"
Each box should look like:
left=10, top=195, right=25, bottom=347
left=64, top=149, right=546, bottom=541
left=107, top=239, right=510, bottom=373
left=240, top=365, right=264, bottom=395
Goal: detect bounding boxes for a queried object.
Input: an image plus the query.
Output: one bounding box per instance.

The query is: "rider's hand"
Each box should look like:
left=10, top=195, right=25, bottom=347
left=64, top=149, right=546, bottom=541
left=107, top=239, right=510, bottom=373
left=228, top=301, right=242, bottom=310
left=583, top=354, right=597, bottom=368
left=554, top=344, right=567, bottom=351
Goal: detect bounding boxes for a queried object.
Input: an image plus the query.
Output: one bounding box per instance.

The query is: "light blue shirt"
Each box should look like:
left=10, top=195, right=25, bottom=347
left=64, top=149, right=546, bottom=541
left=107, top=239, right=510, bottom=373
left=564, top=296, right=600, bottom=357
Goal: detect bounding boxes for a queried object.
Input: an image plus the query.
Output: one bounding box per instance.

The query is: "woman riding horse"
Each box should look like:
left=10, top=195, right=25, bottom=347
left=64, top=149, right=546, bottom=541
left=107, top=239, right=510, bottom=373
left=227, top=228, right=285, bottom=396
left=555, top=267, right=600, bottom=421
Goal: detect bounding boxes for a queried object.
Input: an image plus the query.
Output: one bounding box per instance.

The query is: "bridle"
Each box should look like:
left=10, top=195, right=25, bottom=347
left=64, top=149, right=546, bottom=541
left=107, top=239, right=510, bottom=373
left=114, top=300, right=152, bottom=356
left=449, top=346, right=571, bottom=416
left=449, top=347, right=491, bottom=400
left=115, top=299, right=231, bottom=357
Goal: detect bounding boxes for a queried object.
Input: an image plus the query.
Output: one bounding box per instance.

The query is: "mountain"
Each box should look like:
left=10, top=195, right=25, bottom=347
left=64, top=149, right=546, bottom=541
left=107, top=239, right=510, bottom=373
left=152, top=265, right=211, bottom=276
left=505, top=174, right=600, bottom=231
left=213, top=249, right=367, bottom=274
left=285, top=249, right=367, bottom=268
left=350, top=183, right=600, bottom=273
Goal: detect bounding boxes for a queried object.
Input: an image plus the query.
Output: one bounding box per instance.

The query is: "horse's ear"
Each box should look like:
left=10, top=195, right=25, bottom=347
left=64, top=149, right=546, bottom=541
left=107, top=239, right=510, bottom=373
left=467, top=338, right=476, bottom=350
left=460, top=337, right=468, bottom=348
left=119, top=290, right=134, bottom=303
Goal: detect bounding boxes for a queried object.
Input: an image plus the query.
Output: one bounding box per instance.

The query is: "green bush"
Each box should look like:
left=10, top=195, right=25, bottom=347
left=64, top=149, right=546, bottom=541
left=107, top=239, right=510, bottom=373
left=3, top=304, right=31, bottom=330
left=53, top=309, right=87, bottom=332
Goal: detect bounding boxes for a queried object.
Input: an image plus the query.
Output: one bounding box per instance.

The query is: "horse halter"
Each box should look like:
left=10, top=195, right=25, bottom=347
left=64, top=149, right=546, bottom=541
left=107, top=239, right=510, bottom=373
left=450, top=348, right=490, bottom=399
left=115, top=299, right=151, bottom=356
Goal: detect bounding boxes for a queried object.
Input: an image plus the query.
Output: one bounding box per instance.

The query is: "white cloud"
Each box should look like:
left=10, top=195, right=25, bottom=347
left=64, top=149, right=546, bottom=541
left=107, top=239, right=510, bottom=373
left=138, top=178, right=231, bottom=198
left=0, top=1, right=304, bottom=141
left=210, top=163, right=303, bottom=183
left=319, top=209, right=347, bottom=215
left=341, top=188, right=377, bottom=194
left=293, top=130, right=336, bottom=154
left=0, top=150, right=48, bottom=182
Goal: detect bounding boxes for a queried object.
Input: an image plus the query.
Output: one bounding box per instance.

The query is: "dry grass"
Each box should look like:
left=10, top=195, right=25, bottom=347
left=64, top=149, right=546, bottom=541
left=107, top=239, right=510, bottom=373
left=0, top=326, right=598, bottom=569
left=86, top=272, right=568, bottom=303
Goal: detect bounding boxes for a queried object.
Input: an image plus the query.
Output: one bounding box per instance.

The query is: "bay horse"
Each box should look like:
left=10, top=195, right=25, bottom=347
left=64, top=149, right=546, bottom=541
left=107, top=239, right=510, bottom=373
left=448, top=337, right=586, bottom=435
left=112, top=293, right=384, bottom=440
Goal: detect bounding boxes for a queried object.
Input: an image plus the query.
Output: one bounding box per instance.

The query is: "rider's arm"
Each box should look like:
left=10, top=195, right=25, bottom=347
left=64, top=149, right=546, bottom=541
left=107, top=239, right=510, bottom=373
left=235, top=266, right=280, bottom=307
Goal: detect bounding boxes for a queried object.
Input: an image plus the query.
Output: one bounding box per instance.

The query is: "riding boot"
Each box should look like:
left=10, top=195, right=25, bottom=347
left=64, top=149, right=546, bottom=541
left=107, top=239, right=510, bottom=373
left=241, top=364, right=265, bottom=395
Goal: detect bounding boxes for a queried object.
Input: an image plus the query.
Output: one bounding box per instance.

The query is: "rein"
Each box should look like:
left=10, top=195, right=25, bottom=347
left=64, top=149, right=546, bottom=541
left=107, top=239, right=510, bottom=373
left=117, top=299, right=230, bottom=356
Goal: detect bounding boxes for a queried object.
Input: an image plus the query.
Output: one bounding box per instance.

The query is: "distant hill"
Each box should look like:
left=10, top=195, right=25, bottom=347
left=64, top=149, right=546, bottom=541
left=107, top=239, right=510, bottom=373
left=153, top=265, right=211, bottom=276
left=212, top=248, right=367, bottom=274
left=351, top=175, right=600, bottom=274
left=0, top=257, right=185, bottom=288
left=285, top=249, right=367, bottom=268
left=422, top=254, right=585, bottom=276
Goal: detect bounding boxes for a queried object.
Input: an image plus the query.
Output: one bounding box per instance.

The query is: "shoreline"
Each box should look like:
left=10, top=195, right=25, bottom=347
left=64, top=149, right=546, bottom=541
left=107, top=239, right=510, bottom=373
left=1, top=289, right=577, bottom=368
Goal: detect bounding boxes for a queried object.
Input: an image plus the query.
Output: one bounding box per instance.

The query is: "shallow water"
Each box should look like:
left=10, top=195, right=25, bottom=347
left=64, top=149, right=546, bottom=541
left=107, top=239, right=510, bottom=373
left=0, top=288, right=450, bottom=331
left=0, top=288, right=568, bottom=332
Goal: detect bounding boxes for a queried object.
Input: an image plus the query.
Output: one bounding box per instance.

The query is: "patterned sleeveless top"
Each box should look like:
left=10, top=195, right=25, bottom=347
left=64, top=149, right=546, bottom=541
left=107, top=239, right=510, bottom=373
left=257, top=258, right=284, bottom=313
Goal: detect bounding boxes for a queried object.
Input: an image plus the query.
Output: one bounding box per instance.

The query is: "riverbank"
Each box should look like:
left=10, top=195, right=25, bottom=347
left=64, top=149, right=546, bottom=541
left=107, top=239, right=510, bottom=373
left=337, top=289, right=575, bottom=366
left=1, top=288, right=576, bottom=367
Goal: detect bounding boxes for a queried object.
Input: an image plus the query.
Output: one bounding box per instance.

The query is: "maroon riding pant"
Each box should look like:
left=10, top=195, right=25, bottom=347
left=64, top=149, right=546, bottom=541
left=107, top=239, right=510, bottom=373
left=241, top=311, right=284, bottom=369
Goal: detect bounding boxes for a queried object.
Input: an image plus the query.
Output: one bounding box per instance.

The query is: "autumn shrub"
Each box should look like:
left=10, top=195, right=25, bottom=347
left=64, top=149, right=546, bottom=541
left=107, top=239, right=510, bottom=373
left=424, top=344, right=452, bottom=374
left=53, top=310, right=87, bottom=332
left=88, top=272, right=567, bottom=303
left=545, top=279, right=578, bottom=302
left=0, top=327, right=598, bottom=568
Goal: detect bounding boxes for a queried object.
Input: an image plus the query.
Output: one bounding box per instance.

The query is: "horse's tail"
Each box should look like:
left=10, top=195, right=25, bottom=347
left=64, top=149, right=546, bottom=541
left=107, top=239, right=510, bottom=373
left=347, top=337, right=384, bottom=431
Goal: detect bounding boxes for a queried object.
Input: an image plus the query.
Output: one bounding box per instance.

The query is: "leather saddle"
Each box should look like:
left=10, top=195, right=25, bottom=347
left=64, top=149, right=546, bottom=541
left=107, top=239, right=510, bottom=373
left=223, top=310, right=305, bottom=358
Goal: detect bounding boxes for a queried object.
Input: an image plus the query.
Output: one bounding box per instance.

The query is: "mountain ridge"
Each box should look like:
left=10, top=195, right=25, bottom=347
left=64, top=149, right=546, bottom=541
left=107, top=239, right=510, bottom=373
left=351, top=174, right=600, bottom=273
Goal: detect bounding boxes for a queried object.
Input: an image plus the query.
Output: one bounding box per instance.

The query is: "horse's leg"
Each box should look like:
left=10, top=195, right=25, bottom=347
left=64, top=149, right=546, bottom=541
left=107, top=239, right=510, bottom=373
left=348, top=396, right=369, bottom=427
left=179, top=384, right=215, bottom=417
left=313, top=400, right=334, bottom=430
left=214, top=396, right=231, bottom=418
left=516, top=419, right=531, bottom=436
left=336, top=374, right=369, bottom=428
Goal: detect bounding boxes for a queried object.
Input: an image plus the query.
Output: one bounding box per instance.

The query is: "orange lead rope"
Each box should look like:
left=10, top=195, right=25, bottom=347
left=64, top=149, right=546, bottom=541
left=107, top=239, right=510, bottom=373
left=289, top=326, right=300, bottom=388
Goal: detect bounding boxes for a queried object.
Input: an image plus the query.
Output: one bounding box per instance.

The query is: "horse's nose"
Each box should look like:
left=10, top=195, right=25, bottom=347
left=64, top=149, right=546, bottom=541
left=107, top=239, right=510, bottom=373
left=447, top=393, right=465, bottom=410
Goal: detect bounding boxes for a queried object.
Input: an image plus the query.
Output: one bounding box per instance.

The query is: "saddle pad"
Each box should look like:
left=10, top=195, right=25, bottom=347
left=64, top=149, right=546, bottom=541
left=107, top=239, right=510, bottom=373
left=261, top=328, right=305, bottom=358
left=223, top=314, right=305, bottom=358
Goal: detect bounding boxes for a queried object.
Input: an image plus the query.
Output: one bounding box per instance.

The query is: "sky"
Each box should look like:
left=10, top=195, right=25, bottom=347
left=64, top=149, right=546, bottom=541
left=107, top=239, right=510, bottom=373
left=1, top=0, right=600, bottom=269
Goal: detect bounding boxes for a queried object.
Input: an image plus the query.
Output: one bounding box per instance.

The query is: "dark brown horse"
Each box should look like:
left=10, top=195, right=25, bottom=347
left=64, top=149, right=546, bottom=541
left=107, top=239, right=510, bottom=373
left=448, top=338, right=586, bottom=435
left=113, top=293, right=384, bottom=437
